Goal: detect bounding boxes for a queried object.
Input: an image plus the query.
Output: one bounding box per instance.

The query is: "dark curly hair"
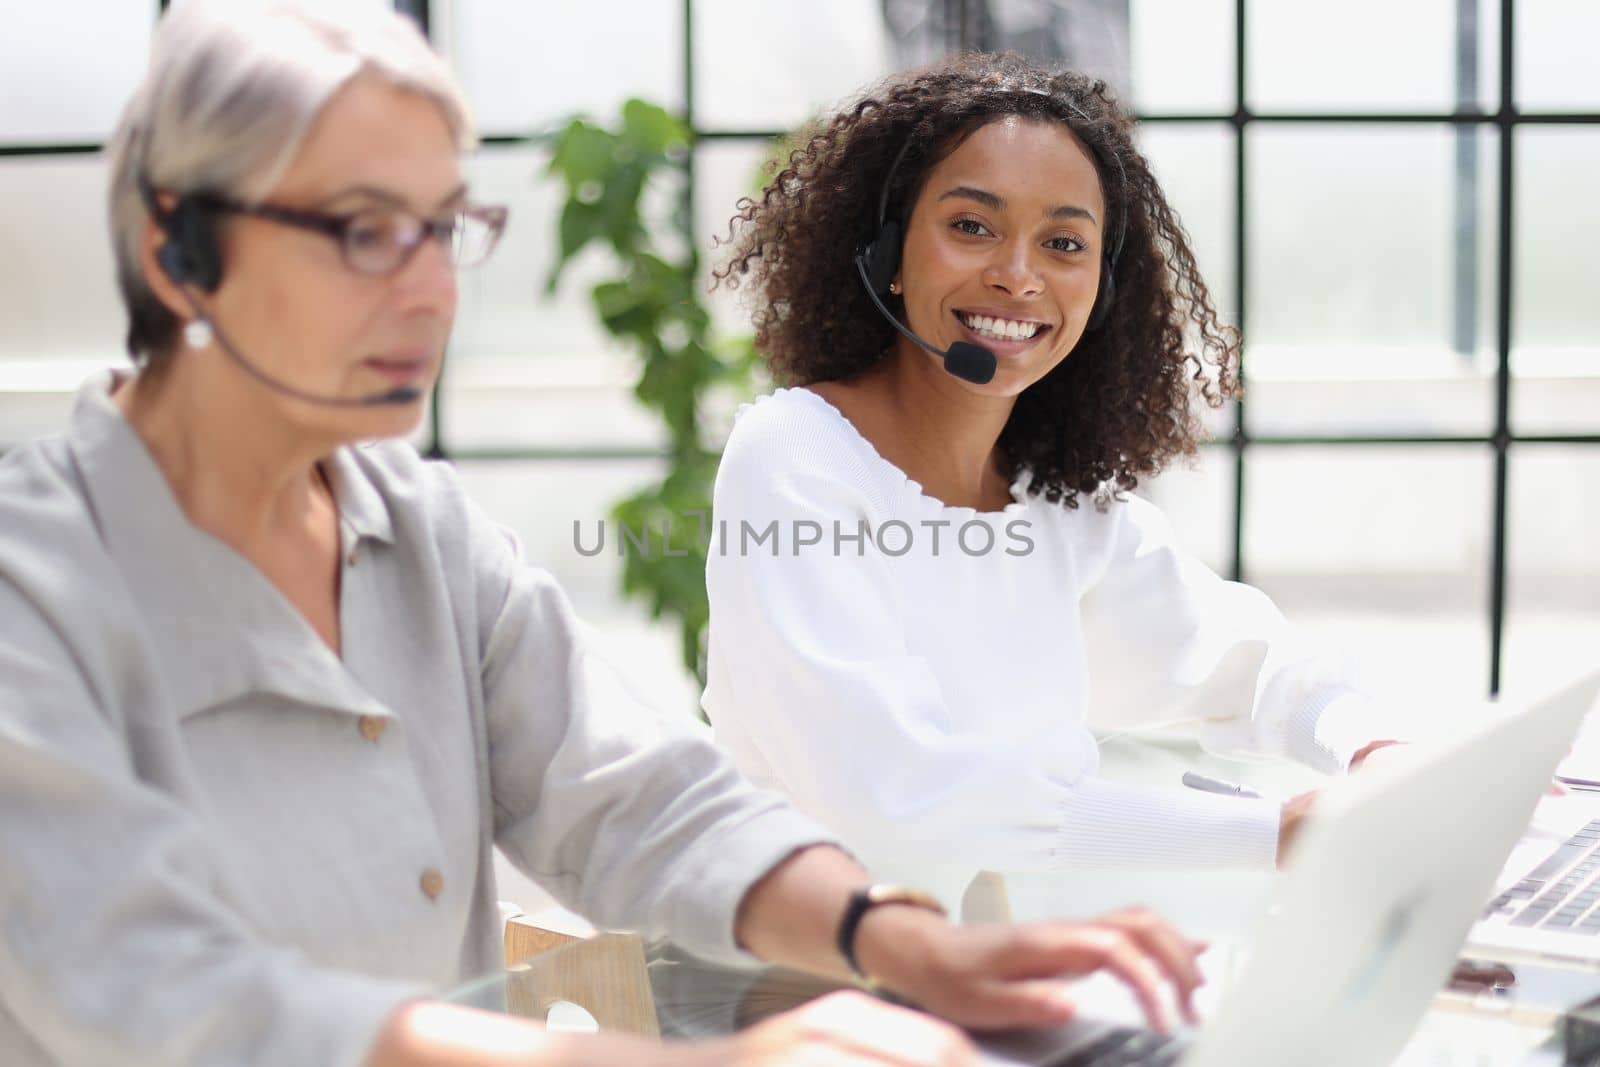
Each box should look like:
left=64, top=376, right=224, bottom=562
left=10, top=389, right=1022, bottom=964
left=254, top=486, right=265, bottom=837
left=712, top=53, right=1239, bottom=508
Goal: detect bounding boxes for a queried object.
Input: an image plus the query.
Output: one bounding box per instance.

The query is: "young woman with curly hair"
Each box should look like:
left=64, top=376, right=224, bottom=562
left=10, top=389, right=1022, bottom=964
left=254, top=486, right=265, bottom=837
left=700, top=53, right=1400, bottom=918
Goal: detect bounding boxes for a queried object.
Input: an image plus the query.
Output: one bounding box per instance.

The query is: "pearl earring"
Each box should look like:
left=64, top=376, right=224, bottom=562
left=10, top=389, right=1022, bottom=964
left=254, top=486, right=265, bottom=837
left=183, top=318, right=213, bottom=349
left=888, top=281, right=901, bottom=295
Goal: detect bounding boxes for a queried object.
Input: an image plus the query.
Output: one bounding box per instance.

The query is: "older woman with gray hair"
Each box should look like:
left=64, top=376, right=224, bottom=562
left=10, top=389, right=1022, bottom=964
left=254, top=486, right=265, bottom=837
left=0, top=3, right=1205, bottom=1065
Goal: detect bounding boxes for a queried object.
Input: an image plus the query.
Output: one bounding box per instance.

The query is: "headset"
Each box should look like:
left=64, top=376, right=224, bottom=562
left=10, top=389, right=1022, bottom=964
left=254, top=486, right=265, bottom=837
left=142, top=179, right=227, bottom=294
left=138, top=174, right=421, bottom=407
left=852, top=91, right=1129, bottom=385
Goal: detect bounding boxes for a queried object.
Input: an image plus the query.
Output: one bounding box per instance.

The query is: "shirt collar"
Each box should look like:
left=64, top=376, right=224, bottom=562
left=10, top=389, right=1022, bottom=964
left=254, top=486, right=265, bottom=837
left=323, top=441, right=396, bottom=549
left=64, top=369, right=393, bottom=720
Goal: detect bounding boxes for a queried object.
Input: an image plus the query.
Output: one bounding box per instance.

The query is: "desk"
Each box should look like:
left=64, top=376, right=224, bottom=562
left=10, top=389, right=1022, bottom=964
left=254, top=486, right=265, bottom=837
left=444, top=933, right=1577, bottom=1064
left=450, top=728, right=1595, bottom=1064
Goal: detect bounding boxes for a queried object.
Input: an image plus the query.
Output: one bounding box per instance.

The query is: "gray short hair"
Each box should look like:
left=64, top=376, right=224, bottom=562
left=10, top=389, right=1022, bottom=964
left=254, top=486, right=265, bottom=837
left=107, top=0, right=476, bottom=365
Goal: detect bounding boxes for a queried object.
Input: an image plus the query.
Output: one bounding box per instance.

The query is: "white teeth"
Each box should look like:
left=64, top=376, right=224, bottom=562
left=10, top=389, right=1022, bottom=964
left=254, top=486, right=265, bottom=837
left=959, top=313, right=1043, bottom=342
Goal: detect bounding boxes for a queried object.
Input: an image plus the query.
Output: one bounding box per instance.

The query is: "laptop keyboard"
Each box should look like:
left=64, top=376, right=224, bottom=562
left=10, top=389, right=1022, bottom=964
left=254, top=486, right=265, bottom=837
left=1484, top=817, right=1600, bottom=932
left=1044, top=1026, right=1188, bottom=1067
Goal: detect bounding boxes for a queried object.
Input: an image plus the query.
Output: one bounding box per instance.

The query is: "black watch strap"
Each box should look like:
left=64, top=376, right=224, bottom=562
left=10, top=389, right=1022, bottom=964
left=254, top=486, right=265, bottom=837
left=836, top=884, right=948, bottom=980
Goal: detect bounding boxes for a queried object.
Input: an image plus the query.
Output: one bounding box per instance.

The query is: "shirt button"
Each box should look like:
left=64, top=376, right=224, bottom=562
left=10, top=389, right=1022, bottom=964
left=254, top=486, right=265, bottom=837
left=346, top=546, right=359, bottom=567
left=358, top=715, right=386, bottom=742
left=419, top=867, right=445, bottom=901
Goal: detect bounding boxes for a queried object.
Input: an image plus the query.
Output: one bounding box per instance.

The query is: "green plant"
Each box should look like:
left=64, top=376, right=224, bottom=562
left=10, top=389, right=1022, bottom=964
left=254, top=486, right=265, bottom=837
left=545, top=99, right=759, bottom=686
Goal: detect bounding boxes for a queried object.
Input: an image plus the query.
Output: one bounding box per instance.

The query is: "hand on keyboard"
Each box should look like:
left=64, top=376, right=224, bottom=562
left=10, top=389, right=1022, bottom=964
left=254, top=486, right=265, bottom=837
left=863, top=907, right=1206, bottom=1037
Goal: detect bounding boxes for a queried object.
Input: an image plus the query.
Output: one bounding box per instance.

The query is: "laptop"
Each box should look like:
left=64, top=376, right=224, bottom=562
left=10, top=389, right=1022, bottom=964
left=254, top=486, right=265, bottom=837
left=979, top=669, right=1600, bottom=1067
left=1467, top=672, right=1600, bottom=970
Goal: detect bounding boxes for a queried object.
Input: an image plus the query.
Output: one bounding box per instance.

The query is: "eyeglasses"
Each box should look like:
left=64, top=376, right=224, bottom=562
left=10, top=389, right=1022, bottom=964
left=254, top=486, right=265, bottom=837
left=193, top=194, right=510, bottom=274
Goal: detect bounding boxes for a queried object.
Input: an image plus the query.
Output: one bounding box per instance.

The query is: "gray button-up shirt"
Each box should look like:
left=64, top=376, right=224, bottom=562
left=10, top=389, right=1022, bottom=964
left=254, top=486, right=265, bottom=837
left=0, top=372, right=832, bottom=1067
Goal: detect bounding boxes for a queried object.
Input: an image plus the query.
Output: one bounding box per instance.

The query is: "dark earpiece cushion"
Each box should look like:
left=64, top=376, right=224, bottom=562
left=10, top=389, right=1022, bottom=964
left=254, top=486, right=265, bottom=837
left=861, top=219, right=903, bottom=296
left=156, top=241, right=190, bottom=287
left=160, top=197, right=223, bottom=292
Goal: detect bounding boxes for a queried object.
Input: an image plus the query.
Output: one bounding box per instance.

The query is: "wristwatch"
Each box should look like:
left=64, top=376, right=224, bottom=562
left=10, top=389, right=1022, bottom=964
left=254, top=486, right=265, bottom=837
left=836, top=884, right=948, bottom=980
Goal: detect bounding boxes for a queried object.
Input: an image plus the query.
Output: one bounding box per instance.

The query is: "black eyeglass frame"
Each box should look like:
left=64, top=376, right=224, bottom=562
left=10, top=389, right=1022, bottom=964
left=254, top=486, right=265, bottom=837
left=189, top=193, right=510, bottom=275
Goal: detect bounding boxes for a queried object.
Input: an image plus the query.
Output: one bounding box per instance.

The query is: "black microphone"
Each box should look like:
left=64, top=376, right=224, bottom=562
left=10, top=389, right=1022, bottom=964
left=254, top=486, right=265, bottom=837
left=174, top=289, right=422, bottom=408
left=853, top=255, right=997, bottom=385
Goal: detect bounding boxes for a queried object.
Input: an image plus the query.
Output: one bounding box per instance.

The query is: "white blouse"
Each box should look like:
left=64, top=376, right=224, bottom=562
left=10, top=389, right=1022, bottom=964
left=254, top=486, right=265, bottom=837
left=703, top=387, right=1388, bottom=912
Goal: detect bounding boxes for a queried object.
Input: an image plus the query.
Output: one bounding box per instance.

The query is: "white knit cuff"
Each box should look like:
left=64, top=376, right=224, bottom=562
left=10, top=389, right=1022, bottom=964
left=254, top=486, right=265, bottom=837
left=1289, top=688, right=1397, bottom=775
left=1056, top=776, right=1280, bottom=871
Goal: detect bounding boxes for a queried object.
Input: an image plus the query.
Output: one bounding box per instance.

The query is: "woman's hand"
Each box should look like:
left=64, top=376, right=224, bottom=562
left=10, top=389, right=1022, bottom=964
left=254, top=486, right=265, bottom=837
left=1349, top=739, right=1407, bottom=770
left=852, top=906, right=1206, bottom=1036
left=1277, top=790, right=1317, bottom=866
left=1354, top=738, right=1564, bottom=794
left=368, top=996, right=977, bottom=1067
left=673, top=991, right=976, bottom=1067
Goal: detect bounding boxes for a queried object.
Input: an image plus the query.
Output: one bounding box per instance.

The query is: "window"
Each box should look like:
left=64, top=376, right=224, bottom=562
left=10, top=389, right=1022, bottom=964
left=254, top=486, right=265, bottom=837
left=3, top=1, right=1594, bottom=699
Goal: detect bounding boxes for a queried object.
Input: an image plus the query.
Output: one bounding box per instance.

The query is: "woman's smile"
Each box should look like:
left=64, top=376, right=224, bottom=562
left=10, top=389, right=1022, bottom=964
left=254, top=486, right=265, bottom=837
left=952, top=307, right=1055, bottom=354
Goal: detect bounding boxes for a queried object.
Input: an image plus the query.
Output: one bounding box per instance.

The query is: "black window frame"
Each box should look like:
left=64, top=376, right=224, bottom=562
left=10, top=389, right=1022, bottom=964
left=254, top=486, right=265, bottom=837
left=5, top=0, right=1594, bottom=695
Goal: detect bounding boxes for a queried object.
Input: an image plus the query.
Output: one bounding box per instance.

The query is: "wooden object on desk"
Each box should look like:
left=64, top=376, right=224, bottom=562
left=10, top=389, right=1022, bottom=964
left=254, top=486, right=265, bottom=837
left=503, top=914, right=660, bottom=1038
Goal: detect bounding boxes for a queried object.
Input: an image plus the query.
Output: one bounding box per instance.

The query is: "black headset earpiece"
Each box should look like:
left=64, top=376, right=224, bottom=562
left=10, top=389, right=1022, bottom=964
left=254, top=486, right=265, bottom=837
left=140, top=176, right=223, bottom=293
left=860, top=218, right=903, bottom=296
left=853, top=137, right=916, bottom=297
left=157, top=195, right=224, bottom=293
left=155, top=238, right=191, bottom=289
